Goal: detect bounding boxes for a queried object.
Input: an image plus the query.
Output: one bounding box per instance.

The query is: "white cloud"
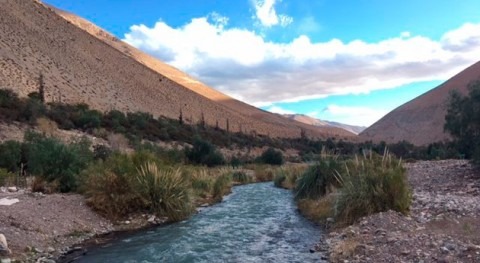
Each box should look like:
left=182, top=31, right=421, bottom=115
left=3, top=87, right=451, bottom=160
left=322, top=105, right=389, bottom=126
left=266, top=105, right=295, bottom=115
left=123, top=19, right=480, bottom=106
left=252, top=0, right=293, bottom=27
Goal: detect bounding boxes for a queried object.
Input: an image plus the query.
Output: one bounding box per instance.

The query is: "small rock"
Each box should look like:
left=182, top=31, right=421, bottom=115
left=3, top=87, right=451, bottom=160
left=326, top=217, right=335, bottom=223
left=440, top=247, right=450, bottom=254
left=47, top=247, right=55, bottom=253
left=124, top=220, right=131, bottom=225
left=0, top=187, right=6, bottom=193
left=147, top=216, right=156, bottom=223
left=0, top=258, right=11, bottom=263
left=401, top=250, right=410, bottom=255
left=6, top=187, right=17, bottom=193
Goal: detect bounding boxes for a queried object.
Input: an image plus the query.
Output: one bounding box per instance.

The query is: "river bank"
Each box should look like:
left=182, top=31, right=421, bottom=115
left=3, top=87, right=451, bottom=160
left=323, top=160, right=480, bottom=262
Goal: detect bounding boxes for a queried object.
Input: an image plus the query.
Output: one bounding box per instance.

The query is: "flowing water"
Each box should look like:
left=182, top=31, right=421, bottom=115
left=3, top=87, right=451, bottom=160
left=76, top=182, right=325, bottom=263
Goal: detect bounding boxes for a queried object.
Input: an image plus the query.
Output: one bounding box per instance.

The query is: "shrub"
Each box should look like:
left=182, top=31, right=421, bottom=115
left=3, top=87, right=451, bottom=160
left=80, top=153, right=144, bottom=218
left=0, top=140, right=23, bottom=172
left=260, top=148, right=284, bottom=165
left=294, top=158, right=343, bottom=200
left=25, top=132, right=93, bottom=192
left=334, top=153, right=411, bottom=226
left=185, top=137, right=225, bottom=167
left=136, top=162, right=193, bottom=221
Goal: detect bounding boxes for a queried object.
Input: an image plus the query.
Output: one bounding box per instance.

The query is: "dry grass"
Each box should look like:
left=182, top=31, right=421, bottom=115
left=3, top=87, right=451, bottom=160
left=296, top=193, right=336, bottom=224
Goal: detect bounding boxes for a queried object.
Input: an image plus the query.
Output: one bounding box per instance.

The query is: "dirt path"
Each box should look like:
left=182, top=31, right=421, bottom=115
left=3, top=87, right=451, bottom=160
left=326, top=160, right=480, bottom=262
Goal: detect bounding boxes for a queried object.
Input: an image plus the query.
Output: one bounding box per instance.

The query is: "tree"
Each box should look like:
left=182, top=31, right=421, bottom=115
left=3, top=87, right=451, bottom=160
left=444, top=81, right=480, bottom=163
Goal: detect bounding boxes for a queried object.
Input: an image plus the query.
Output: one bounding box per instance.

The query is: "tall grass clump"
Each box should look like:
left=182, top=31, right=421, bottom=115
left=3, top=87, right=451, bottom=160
left=294, top=158, right=343, bottom=200
left=273, top=165, right=307, bottom=189
left=212, top=172, right=233, bottom=201
left=81, top=153, right=143, bottom=218
left=231, top=170, right=253, bottom=184
left=334, top=152, right=411, bottom=226
left=136, top=162, right=193, bottom=221
left=186, top=168, right=214, bottom=197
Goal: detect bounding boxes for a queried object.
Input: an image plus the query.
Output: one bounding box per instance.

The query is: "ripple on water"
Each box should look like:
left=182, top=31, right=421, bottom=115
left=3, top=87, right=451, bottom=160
left=76, top=182, right=326, bottom=263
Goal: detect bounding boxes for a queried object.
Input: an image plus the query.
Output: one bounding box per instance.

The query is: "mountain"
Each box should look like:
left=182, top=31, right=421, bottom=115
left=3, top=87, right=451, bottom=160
left=284, top=114, right=366, bottom=135
left=0, top=0, right=355, bottom=139
left=360, top=61, right=480, bottom=145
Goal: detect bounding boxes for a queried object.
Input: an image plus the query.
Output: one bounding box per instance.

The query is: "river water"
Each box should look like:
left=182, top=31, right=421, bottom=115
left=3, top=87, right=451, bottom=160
left=76, top=182, right=325, bottom=263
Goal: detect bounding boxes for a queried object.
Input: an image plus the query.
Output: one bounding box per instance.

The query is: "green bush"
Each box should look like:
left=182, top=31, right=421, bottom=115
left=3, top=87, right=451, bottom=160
left=80, top=153, right=143, bottom=218
left=136, top=162, right=193, bottom=221
left=185, top=137, right=225, bottom=167
left=334, top=153, right=411, bottom=226
left=25, top=132, right=93, bottom=192
left=294, top=158, right=342, bottom=200
left=0, top=140, right=23, bottom=172
left=260, top=148, right=284, bottom=165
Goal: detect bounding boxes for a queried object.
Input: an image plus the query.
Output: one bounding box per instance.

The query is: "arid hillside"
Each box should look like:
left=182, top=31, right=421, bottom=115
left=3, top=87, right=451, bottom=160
left=284, top=114, right=366, bottom=135
left=0, top=0, right=354, bottom=139
left=360, top=61, right=480, bottom=145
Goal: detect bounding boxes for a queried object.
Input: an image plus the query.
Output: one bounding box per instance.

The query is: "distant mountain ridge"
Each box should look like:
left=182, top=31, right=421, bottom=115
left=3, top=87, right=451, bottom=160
left=0, top=0, right=356, bottom=140
left=360, top=61, right=480, bottom=145
left=283, top=114, right=366, bottom=135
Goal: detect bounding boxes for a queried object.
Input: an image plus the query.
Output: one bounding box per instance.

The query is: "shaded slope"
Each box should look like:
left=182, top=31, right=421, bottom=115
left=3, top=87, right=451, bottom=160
left=0, top=0, right=354, bottom=139
left=360, top=61, right=480, bottom=145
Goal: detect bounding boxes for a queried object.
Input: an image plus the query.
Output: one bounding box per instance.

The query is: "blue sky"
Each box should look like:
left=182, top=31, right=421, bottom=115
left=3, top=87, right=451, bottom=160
left=45, top=0, right=480, bottom=127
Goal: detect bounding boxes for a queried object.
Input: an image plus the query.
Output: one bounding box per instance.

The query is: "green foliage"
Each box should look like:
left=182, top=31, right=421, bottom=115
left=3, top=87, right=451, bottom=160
left=0, top=140, right=23, bottom=172
left=260, top=148, right=284, bottom=165
left=231, top=170, right=253, bottom=184
left=80, top=153, right=143, bottom=218
left=334, top=153, right=411, bottom=226
left=212, top=173, right=232, bottom=200
left=444, top=81, right=480, bottom=163
left=185, top=137, right=225, bottom=167
left=273, top=173, right=286, bottom=188
left=25, top=132, right=93, bottom=192
left=93, top=144, right=112, bottom=161
left=0, top=168, right=16, bottom=187
left=136, top=162, right=193, bottom=221
left=294, top=158, right=342, bottom=200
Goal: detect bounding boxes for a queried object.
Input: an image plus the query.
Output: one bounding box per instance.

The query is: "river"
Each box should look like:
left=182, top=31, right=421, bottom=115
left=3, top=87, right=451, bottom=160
left=75, top=182, right=325, bottom=263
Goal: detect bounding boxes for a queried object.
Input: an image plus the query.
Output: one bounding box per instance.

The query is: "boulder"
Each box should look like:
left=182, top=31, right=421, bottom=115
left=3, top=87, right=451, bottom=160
left=0, top=234, right=11, bottom=256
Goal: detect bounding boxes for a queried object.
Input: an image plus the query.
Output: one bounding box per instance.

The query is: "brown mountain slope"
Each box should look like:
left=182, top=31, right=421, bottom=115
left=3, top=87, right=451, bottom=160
left=284, top=114, right=366, bottom=135
left=0, top=0, right=355, bottom=139
left=360, top=61, right=480, bottom=145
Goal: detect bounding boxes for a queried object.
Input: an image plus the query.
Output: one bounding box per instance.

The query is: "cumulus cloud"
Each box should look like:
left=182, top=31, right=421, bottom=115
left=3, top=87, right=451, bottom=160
left=322, top=105, right=389, bottom=126
left=123, top=18, right=480, bottom=106
left=252, top=0, right=293, bottom=27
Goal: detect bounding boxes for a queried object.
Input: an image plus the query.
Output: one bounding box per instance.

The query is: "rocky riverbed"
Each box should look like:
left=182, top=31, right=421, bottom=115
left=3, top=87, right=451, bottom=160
left=0, top=191, right=116, bottom=262
left=324, top=160, right=480, bottom=262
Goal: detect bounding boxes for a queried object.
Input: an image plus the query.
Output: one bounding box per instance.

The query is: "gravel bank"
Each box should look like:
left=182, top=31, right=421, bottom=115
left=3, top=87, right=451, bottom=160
left=0, top=191, right=114, bottom=262
left=324, top=160, right=480, bottom=262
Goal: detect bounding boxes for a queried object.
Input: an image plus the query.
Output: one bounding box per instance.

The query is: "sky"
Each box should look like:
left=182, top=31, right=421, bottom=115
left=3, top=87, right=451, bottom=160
left=45, top=0, right=480, bottom=127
